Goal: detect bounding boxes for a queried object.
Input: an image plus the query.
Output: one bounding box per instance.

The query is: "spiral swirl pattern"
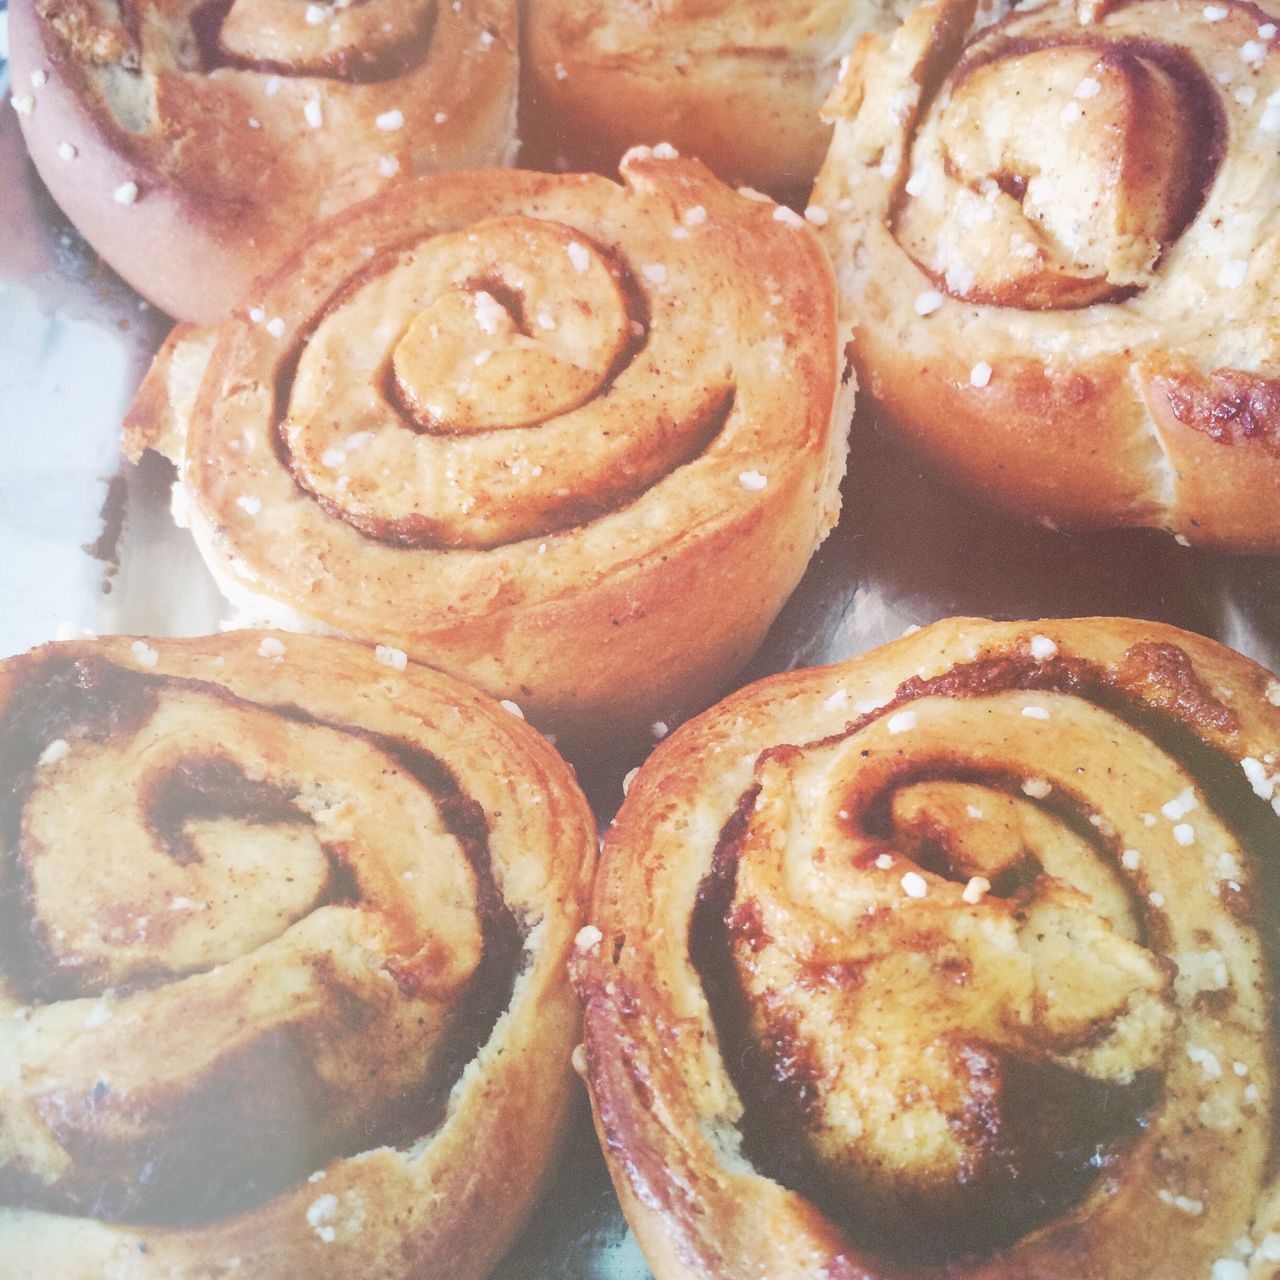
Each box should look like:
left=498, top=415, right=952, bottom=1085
left=0, top=633, right=593, bottom=1279
left=813, top=0, right=1280, bottom=549
left=578, top=618, right=1280, bottom=1279
left=283, top=213, right=730, bottom=549
left=9, top=0, right=518, bottom=320
left=124, top=151, right=851, bottom=744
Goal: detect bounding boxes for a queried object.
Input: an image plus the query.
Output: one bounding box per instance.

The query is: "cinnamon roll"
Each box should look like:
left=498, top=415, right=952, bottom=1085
left=578, top=617, right=1280, bottom=1278
left=813, top=0, right=1280, bottom=551
left=7, top=0, right=518, bottom=322
left=0, top=632, right=594, bottom=1279
left=122, top=151, right=853, bottom=748
left=522, top=0, right=919, bottom=197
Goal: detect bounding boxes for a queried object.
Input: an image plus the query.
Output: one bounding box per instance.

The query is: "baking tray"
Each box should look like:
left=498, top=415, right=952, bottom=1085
left=2, top=8, right=1278, bottom=1273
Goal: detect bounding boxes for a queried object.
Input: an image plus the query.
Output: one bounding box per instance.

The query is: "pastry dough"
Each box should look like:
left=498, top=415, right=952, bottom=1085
left=523, top=0, right=917, bottom=196
left=8, top=0, right=518, bottom=321
left=123, top=151, right=853, bottom=748
left=578, top=617, right=1280, bottom=1278
left=0, top=632, right=594, bottom=1279
left=814, top=0, right=1280, bottom=550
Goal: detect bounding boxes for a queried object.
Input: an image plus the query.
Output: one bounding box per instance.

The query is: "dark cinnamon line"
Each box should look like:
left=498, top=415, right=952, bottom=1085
left=0, top=654, right=158, bottom=1000
left=687, top=643, right=1280, bottom=1264
left=266, top=228, right=739, bottom=551
left=690, top=781, right=829, bottom=1160
left=858, top=762, right=1118, bottom=905
left=956, top=32, right=1225, bottom=245
left=891, top=25, right=1227, bottom=312
left=0, top=656, right=328, bottom=1002
left=318, top=385, right=736, bottom=551
left=267, top=231, right=436, bottom=468
left=115, top=0, right=145, bottom=72
left=835, top=646, right=1274, bottom=955
left=268, top=226, right=652, bottom=451
left=384, top=249, right=655, bottom=438
left=808, top=645, right=1236, bottom=751
left=190, top=0, right=439, bottom=84
left=0, top=650, right=524, bottom=1226
left=142, top=756, right=307, bottom=870
left=690, top=778, right=1157, bottom=1265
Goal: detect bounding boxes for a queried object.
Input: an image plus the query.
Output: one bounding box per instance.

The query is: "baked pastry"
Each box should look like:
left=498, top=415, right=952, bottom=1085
left=578, top=616, right=1280, bottom=1278
left=0, top=631, right=594, bottom=1279
left=122, top=150, right=853, bottom=749
left=813, top=0, right=1280, bottom=551
left=7, top=0, right=518, bottom=322
left=522, top=0, right=918, bottom=197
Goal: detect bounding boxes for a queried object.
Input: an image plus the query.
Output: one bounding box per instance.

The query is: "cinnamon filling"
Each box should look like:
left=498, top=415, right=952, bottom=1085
left=892, top=25, right=1226, bottom=311
left=688, top=648, right=1280, bottom=1265
left=0, top=651, right=522, bottom=1226
left=268, top=229, right=738, bottom=550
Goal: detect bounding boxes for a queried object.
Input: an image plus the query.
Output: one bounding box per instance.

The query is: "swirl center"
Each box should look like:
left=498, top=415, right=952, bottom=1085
left=895, top=38, right=1221, bottom=309
left=689, top=686, right=1241, bottom=1263
left=276, top=211, right=740, bottom=552
left=388, top=221, right=633, bottom=432
left=0, top=655, right=523, bottom=1226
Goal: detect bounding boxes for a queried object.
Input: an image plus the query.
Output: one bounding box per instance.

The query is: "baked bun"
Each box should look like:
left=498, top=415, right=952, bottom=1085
left=522, top=0, right=916, bottom=197
left=122, top=150, right=853, bottom=749
left=7, top=0, right=518, bottom=322
left=813, top=0, right=1280, bottom=551
left=578, top=616, right=1280, bottom=1278
left=0, top=632, right=593, bottom=1279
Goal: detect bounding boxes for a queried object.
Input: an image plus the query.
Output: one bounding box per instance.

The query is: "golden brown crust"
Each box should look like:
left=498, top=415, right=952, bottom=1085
left=0, top=631, right=594, bottom=1279
left=521, top=0, right=919, bottom=197
left=814, top=0, right=1280, bottom=550
left=8, top=0, right=518, bottom=323
left=121, top=152, right=853, bottom=748
left=578, top=616, right=1280, bottom=1279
